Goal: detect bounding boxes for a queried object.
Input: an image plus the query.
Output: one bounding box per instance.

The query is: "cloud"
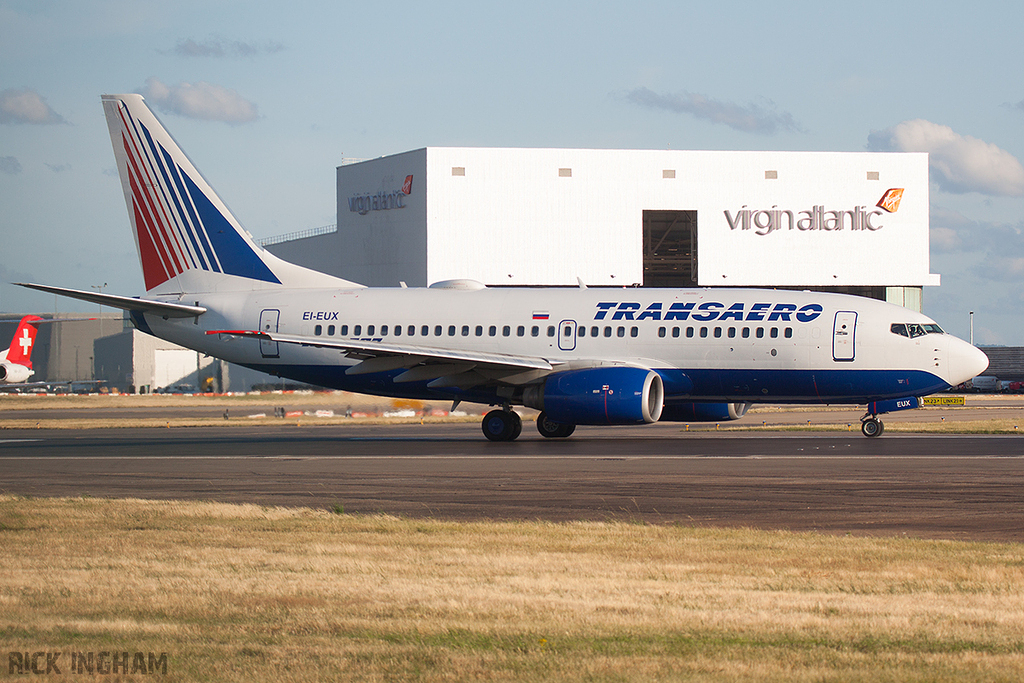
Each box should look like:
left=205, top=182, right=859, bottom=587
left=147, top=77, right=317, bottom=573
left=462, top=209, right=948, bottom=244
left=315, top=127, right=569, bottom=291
left=171, top=37, right=285, bottom=58
left=624, top=87, right=803, bottom=135
left=930, top=226, right=962, bottom=253
left=141, top=78, right=259, bottom=124
left=0, top=156, right=21, bottom=174
left=0, top=88, right=67, bottom=125
left=867, top=119, right=1024, bottom=196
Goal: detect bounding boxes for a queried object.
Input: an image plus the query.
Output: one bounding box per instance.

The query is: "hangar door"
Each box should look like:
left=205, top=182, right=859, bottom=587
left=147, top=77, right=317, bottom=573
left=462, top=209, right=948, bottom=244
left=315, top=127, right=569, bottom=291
left=643, top=210, right=697, bottom=287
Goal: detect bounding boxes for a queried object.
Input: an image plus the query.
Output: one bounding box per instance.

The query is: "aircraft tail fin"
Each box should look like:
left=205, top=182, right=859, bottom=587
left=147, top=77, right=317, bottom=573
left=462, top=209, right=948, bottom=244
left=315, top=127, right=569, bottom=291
left=101, top=94, right=361, bottom=294
left=4, top=315, right=43, bottom=369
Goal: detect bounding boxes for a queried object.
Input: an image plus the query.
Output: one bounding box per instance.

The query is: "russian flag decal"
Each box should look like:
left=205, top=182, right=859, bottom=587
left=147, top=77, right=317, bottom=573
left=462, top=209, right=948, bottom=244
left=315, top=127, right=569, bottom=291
left=532, top=311, right=549, bottom=320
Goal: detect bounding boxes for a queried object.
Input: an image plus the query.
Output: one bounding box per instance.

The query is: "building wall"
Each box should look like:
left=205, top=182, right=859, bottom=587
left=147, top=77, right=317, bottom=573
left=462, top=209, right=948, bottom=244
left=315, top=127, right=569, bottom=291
left=323, top=148, right=935, bottom=290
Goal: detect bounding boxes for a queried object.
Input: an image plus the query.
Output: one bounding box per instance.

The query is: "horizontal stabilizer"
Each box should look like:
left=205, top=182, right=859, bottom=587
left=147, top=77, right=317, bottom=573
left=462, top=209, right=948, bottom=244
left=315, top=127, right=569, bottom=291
left=16, top=283, right=206, bottom=318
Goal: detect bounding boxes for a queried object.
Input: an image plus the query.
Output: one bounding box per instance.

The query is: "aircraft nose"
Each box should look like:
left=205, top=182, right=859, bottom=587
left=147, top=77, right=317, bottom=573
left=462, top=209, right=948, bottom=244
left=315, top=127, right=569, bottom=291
left=946, top=337, right=989, bottom=387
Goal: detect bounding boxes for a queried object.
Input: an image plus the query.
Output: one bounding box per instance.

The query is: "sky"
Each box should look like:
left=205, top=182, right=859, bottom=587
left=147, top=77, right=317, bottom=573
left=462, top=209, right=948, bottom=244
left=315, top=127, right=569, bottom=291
left=1, top=0, right=1023, bottom=345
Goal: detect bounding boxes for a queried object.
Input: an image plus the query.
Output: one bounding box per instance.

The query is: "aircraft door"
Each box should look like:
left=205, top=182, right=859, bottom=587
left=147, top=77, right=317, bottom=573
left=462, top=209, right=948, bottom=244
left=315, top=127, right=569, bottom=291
left=558, top=319, right=577, bottom=351
left=832, top=311, right=857, bottom=362
left=259, top=309, right=280, bottom=358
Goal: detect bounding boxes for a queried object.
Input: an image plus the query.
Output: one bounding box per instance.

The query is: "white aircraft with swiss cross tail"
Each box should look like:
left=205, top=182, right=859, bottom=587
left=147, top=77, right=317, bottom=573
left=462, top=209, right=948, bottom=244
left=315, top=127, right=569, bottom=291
left=17, top=94, right=989, bottom=439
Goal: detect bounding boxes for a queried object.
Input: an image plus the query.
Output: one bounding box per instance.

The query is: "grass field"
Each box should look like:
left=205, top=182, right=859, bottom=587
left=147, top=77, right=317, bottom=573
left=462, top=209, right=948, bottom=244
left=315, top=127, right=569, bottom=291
left=1, top=496, right=1022, bottom=681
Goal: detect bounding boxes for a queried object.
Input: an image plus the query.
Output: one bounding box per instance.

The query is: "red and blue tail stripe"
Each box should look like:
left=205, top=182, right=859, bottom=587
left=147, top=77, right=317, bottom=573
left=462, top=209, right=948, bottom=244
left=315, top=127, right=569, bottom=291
left=111, top=98, right=279, bottom=290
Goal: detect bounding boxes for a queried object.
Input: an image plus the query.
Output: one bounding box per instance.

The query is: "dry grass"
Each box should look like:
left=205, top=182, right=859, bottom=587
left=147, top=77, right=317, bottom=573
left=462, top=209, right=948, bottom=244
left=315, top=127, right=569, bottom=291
left=1, top=496, right=1023, bottom=681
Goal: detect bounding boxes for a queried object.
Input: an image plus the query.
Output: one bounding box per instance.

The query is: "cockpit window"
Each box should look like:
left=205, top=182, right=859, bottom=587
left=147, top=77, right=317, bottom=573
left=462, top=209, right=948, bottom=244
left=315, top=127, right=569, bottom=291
left=892, top=322, right=945, bottom=338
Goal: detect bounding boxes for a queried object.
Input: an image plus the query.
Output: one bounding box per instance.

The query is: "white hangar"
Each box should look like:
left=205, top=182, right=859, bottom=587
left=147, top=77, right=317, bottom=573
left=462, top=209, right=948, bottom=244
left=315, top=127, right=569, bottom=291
left=265, top=148, right=936, bottom=311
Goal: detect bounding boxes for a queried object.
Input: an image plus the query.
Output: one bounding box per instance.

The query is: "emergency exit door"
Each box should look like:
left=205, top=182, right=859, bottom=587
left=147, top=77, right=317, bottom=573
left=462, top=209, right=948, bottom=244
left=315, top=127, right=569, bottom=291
left=259, top=309, right=280, bottom=358
left=833, top=311, right=857, bottom=362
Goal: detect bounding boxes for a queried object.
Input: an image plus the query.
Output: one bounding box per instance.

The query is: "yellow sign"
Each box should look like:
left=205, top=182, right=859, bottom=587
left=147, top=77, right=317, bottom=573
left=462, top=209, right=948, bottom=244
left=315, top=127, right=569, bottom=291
left=922, top=396, right=966, bottom=406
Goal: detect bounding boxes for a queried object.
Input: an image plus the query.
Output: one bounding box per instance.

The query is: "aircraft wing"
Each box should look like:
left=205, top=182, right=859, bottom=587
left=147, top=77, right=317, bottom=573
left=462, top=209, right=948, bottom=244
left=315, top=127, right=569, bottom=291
left=209, top=329, right=556, bottom=387
left=15, top=283, right=206, bottom=318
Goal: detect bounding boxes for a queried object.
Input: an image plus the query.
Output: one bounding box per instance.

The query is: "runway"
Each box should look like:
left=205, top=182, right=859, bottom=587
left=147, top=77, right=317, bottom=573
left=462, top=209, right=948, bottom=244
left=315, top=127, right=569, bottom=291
left=2, top=422, right=1023, bottom=542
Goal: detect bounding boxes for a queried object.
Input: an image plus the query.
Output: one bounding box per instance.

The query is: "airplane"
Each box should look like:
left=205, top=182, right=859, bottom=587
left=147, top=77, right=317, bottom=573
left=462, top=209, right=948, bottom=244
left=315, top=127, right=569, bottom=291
left=0, top=315, right=44, bottom=386
left=0, top=315, right=104, bottom=392
left=16, top=93, right=989, bottom=439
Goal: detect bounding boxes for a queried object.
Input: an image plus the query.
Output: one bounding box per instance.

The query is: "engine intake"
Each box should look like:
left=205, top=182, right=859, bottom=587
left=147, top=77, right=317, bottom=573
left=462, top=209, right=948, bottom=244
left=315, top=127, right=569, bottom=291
left=0, top=361, right=32, bottom=384
left=524, top=367, right=664, bottom=425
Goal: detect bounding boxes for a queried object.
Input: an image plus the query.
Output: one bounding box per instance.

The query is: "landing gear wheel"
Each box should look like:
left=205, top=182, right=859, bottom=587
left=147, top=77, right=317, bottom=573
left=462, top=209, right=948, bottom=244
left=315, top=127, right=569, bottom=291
left=861, top=418, right=884, bottom=438
left=482, top=409, right=521, bottom=442
left=537, top=411, right=576, bottom=438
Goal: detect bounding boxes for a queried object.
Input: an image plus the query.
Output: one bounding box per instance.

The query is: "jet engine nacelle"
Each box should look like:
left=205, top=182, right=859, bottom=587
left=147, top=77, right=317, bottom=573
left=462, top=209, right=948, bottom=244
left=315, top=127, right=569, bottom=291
left=523, top=367, right=664, bottom=425
left=0, top=362, right=32, bottom=384
left=660, top=402, right=751, bottom=422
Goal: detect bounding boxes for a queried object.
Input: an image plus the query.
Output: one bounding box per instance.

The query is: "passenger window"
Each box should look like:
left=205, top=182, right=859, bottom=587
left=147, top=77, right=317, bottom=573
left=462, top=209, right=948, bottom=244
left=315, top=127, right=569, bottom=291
left=658, top=327, right=666, bottom=338
left=591, top=326, right=599, bottom=337
left=434, top=325, right=442, bottom=336
left=770, top=327, right=779, bottom=338
left=503, top=325, right=511, bottom=337
left=617, top=326, right=625, bottom=338
left=565, top=326, right=573, bottom=337
left=579, top=326, right=587, bottom=338
left=517, top=326, right=525, bottom=337
left=700, top=327, right=708, bottom=338
left=341, top=324, right=349, bottom=336
left=630, top=327, right=638, bottom=338
left=314, top=324, right=322, bottom=336
left=462, top=325, right=470, bottom=336
left=548, top=326, right=556, bottom=337
left=714, top=327, right=722, bottom=338
left=785, top=328, right=793, bottom=338
left=604, top=326, right=612, bottom=338
left=728, top=327, right=735, bottom=338
left=367, top=325, right=375, bottom=336
left=489, top=325, right=497, bottom=337
left=394, top=325, right=401, bottom=336
left=353, top=325, right=362, bottom=336
left=742, top=327, right=749, bottom=338
left=672, top=327, right=680, bottom=338
left=327, top=325, right=335, bottom=336
left=531, top=326, right=539, bottom=337
left=475, top=325, right=483, bottom=336
left=448, top=325, right=456, bottom=336
left=756, top=327, right=764, bottom=338
left=686, top=327, right=694, bottom=338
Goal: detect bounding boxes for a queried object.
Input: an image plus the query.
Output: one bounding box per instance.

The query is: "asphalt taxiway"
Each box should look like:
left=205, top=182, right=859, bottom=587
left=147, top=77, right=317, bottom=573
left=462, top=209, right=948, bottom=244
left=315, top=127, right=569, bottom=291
left=2, top=422, right=1022, bottom=542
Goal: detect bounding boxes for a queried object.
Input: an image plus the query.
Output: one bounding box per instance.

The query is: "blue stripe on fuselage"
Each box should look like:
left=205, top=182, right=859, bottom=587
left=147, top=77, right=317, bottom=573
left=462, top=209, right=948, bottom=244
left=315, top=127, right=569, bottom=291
left=235, top=364, right=950, bottom=405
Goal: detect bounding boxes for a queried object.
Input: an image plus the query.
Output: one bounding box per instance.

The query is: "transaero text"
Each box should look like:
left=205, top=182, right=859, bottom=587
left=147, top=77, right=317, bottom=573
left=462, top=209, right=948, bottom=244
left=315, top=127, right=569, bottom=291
left=725, top=205, right=885, bottom=236
left=594, top=302, right=824, bottom=323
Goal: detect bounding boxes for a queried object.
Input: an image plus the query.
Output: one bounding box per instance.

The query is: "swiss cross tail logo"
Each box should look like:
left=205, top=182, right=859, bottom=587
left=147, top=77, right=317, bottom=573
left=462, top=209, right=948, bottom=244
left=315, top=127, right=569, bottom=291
left=876, top=188, right=904, bottom=213
left=402, top=175, right=413, bottom=195
left=19, top=328, right=33, bottom=354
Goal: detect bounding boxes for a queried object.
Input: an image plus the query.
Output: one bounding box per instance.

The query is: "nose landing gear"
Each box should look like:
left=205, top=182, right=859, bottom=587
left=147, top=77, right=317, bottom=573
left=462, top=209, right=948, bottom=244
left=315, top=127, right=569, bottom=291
left=860, top=416, right=884, bottom=437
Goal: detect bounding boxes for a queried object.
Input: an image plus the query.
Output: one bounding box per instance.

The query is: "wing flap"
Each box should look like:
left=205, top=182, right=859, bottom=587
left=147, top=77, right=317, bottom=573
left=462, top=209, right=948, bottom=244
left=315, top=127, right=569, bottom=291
left=209, top=329, right=554, bottom=375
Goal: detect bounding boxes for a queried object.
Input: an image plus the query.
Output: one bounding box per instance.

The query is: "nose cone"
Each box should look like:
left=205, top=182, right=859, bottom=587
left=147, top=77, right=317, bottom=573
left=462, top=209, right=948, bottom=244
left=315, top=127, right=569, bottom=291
left=947, top=337, right=989, bottom=387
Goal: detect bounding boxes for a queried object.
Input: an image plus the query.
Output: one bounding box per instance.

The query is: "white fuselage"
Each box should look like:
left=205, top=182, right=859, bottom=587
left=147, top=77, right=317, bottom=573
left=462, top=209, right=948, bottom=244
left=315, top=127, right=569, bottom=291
left=135, top=285, right=986, bottom=405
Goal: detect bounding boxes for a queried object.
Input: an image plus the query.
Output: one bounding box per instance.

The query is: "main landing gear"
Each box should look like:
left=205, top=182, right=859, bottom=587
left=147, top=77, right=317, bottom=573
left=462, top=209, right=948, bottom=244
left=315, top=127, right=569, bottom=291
left=860, top=415, right=884, bottom=438
left=536, top=411, right=575, bottom=439
left=482, top=409, right=522, bottom=442
left=481, top=409, right=577, bottom=441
